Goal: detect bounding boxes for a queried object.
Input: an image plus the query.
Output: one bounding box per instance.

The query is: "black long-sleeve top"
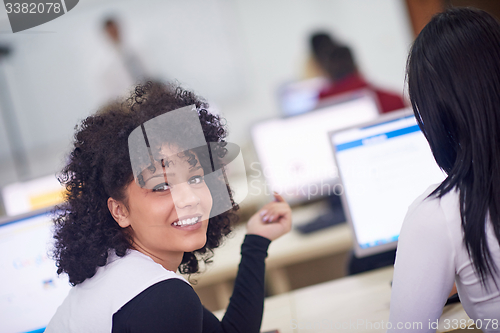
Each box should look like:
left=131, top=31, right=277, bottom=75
left=112, top=234, right=271, bottom=333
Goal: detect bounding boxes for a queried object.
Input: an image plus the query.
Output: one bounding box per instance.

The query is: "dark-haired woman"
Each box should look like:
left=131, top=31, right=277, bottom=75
left=388, top=8, right=500, bottom=332
left=45, top=82, right=292, bottom=332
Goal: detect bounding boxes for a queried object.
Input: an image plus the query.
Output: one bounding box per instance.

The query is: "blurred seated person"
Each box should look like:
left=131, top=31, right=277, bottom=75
left=308, top=32, right=402, bottom=274
left=310, top=32, right=406, bottom=113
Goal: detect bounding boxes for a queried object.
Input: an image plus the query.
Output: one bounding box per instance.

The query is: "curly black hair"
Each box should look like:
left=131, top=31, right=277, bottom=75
left=53, top=82, right=239, bottom=285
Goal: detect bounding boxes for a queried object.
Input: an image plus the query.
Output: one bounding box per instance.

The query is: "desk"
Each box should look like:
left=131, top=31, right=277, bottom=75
left=215, top=267, right=475, bottom=333
left=193, top=201, right=353, bottom=309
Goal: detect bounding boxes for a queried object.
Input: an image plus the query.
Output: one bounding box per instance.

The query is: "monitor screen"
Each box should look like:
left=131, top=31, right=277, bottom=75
left=0, top=209, right=71, bottom=333
left=330, top=110, right=446, bottom=257
left=1, top=175, right=65, bottom=216
left=276, top=77, right=328, bottom=116
left=252, top=90, right=380, bottom=205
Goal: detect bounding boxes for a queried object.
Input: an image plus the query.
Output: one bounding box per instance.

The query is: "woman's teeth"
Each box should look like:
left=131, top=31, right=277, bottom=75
left=173, top=217, right=200, bottom=226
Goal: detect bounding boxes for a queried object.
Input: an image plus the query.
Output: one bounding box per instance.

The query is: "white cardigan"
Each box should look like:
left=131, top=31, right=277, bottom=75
left=388, top=185, right=500, bottom=332
left=46, top=249, right=186, bottom=333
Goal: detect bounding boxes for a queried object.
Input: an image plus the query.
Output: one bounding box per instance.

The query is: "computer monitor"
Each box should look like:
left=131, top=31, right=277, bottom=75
left=276, top=77, right=328, bottom=116
left=1, top=174, right=65, bottom=216
left=251, top=90, right=380, bottom=205
left=0, top=208, right=71, bottom=333
left=329, top=109, right=446, bottom=257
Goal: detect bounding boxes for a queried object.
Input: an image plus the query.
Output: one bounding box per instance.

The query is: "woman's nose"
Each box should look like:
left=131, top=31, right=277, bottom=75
left=172, top=182, right=200, bottom=209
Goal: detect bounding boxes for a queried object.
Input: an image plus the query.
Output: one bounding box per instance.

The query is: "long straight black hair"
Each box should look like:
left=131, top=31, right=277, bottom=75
left=407, top=7, right=500, bottom=287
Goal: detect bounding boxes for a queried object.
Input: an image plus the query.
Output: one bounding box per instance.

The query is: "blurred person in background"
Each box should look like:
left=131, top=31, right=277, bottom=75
left=310, top=32, right=406, bottom=114
left=103, top=17, right=149, bottom=82
left=96, top=17, right=152, bottom=105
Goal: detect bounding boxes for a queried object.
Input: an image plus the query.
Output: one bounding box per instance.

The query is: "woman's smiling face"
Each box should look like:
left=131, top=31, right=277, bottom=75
left=114, top=144, right=213, bottom=269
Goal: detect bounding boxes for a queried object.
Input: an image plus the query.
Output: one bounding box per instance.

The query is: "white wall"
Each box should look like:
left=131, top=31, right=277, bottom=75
left=222, top=0, right=413, bottom=144
left=0, top=0, right=413, bottom=187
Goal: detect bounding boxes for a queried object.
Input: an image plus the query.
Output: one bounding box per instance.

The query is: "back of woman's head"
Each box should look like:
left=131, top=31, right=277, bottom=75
left=310, top=32, right=356, bottom=81
left=53, top=82, right=238, bottom=285
left=407, top=7, right=500, bottom=287
left=408, top=7, right=500, bottom=175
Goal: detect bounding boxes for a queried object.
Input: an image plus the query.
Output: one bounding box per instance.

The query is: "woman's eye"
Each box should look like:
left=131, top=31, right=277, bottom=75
left=152, top=183, right=171, bottom=192
left=188, top=175, right=204, bottom=185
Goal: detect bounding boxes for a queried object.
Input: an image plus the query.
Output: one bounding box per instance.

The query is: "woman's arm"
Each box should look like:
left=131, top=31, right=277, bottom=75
left=388, top=194, right=456, bottom=332
left=202, top=234, right=271, bottom=333
left=203, top=192, right=292, bottom=333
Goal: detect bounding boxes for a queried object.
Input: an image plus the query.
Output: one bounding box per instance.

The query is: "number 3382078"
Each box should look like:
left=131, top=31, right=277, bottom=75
left=5, top=3, right=61, bottom=14
left=443, top=319, right=498, bottom=330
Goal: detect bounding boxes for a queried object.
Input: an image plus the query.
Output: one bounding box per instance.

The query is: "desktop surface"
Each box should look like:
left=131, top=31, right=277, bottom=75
left=294, top=194, right=346, bottom=234
left=215, top=266, right=474, bottom=333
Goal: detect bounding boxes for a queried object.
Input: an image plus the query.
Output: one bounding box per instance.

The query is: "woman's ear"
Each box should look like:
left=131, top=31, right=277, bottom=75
left=107, top=197, right=131, bottom=228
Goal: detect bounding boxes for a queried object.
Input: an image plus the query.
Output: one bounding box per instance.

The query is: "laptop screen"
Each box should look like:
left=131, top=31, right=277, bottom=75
left=252, top=90, right=379, bottom=205
left=0, top=209, right=71, bottom=333
left=330, top=109, right=446, bottom=257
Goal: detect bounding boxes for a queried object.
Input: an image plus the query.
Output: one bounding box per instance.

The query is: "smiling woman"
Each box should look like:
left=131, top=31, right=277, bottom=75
left=108, top=144, right=214, bottom=272
left=45, top=81, right=292, bottom=333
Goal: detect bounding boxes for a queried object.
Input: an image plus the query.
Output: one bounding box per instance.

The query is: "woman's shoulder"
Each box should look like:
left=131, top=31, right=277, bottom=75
left=72, top=249, right=189, bottom=317
left=47, top=250, right=190, bottom=332
left=89, top=249, right=188, bottom=287
left=407, top=184, right=459, bottom=218
left=402, top=183, right=461, bottom=237
left=112, top=278, right=203, bottom=332
left=395, top=184, right=461, bottom=273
